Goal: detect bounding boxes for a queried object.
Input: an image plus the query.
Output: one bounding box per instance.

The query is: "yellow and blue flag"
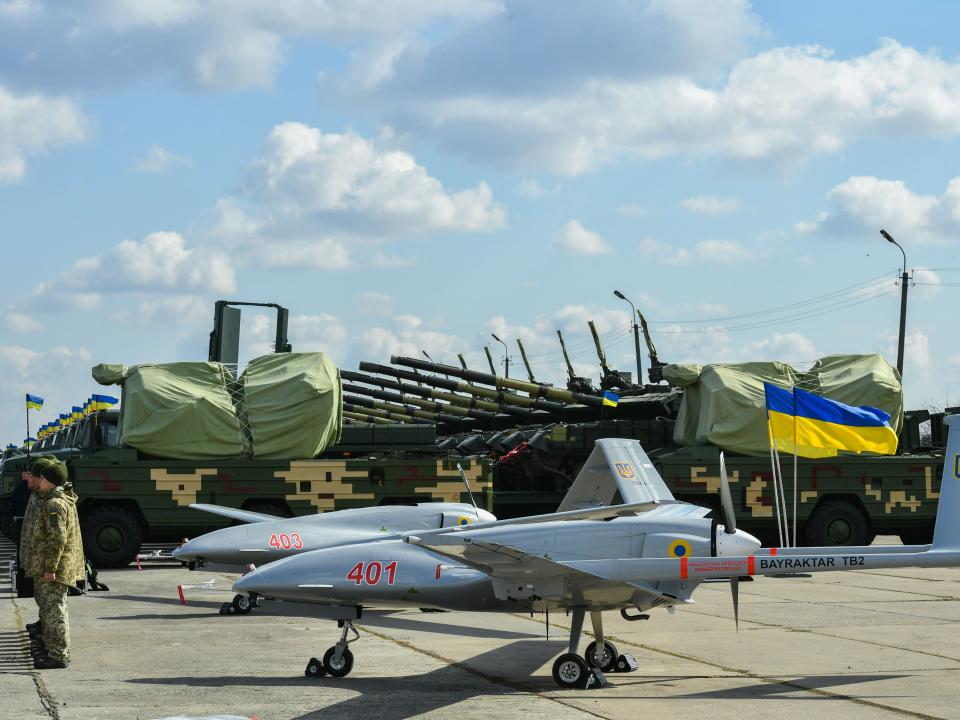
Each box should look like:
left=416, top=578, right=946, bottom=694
left=602, top=390, right=620, bottom=407
left=59, top=412, right=71, bottom=428
left=764, top=382, right=898, bottom=458
left=26, top=393, right=43, bottom=410
left=24, top=437, right=36, bottom=447
left=91, top=394, right=119, bottom=411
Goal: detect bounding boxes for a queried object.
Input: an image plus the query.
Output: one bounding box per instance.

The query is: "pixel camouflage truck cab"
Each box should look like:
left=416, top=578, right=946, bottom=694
left=0, top=353, right=492, bottom=569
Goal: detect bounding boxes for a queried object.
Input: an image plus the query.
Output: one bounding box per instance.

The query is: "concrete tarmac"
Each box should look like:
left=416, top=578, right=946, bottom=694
left=4, top=539, right=960, bottom=720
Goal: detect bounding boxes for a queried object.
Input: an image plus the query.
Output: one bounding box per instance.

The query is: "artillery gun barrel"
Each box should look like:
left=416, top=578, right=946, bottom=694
left=342, top=382, right=498, bottom=422
left=389, top=356, right=604, bottom=408
left=360, top=361, right=563, bottom=413
left=342, top=410, right=393, bottom=425
left=343, top=402, right=428, bottom=425
left=343, top=394, right=473, bottom=426
left=344, top=368, right=538, bottom=418
left=516, top=338, right=536, bottom=383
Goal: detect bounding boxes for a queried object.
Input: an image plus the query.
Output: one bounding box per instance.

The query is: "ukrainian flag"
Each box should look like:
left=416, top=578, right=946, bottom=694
left=602, top=390, right=620, bottom=407
left=71, top=405, right=83, bottom=422
left=764, top=382, right=898, bottom=458
left=26, top=393, right=44, bottom=410
left=59, top=412, right=71, bottom=428
left=91, top=394, right=119, bottom=411
left=24, top=437, right=36, bottom=448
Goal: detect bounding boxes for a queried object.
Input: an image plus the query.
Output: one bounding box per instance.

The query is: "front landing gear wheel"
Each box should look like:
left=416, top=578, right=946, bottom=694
left=584, top=640, right=619, bottom=672
left=323, top=646, right=354, bottom=677
left=552, top=653, right=589, bottom=689
left=232, top=594, right=253, bottom=614
left=305, top=657, right=325, bottom=678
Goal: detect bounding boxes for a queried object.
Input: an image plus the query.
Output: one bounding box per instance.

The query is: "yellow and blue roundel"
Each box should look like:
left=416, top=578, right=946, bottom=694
left=456, top=515, right=472, bottom=526
left=668, top=539, right=693, bottom=558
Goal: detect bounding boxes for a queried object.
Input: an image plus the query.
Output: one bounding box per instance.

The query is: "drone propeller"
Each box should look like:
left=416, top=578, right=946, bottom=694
left=719, top=452, right=740, bottom=631
left=718, top=451, right=736, bottom=534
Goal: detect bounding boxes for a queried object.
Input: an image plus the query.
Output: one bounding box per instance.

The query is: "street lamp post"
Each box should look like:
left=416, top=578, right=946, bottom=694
left=614, top=289, right=643, bottom=386
left=880, top=229, right=908, bottom=377
left=490, top=333, right=509, bottom=378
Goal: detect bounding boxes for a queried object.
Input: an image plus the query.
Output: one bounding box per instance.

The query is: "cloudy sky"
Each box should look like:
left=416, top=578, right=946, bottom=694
left=3, top=0, right=960, bottom=445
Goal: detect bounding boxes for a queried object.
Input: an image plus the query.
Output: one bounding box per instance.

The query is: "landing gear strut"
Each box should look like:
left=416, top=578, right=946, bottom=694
left=219, top=593, right=260, bottom=615
left=305, top=620, right=359, bottom=679
left=550, top=609, right=639, bottom=689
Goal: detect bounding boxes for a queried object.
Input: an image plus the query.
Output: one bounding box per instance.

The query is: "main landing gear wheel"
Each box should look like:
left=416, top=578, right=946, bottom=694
left=323, top=647, right=354, bottom=677
left=552, top=653, right=589, bottom=689
left=232, top=594, right=253, bottom=614
left=305, top=657, right=325, bottom=678
left=584, top=640, right=619, bottom=672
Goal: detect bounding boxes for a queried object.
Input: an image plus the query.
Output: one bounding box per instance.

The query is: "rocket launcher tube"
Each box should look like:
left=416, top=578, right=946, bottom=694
left=342, top=382, right=499, bottom=421
left=343, top=394, right=473, bottom=425
left=342, top=402, right=429, bottom=425
left=389, top=356, right=603, bottom=408
left=341, top=370, right=532, bottom=417
left=360, top=362, right=566, bottom=413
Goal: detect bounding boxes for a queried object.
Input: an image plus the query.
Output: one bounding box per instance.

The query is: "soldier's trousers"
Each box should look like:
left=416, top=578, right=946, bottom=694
left=35, top=580, right=70, bottom=662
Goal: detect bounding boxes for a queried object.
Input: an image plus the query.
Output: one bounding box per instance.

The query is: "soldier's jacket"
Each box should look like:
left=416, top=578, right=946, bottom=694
left=19, top=492, right=41, bottom=569
left=28, top=487, right=85, bottom=585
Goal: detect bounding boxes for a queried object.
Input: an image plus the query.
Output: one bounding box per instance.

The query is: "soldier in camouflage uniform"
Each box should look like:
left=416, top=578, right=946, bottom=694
left=21, top=457, right=54, bottom=645
left=29, top=461, right=85, bottom=669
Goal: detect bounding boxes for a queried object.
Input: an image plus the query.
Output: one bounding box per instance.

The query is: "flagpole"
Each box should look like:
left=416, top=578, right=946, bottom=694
left=772, top=445, right=790, bottom=546
left=766, top=419, right=785, bottom=547
left=25, top=403, right=31, bottom=460
left=792, top=399, right=799, bottom=548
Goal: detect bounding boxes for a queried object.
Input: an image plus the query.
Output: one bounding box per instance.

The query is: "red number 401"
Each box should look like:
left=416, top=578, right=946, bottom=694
left=346, top=561, right=397, bottom=585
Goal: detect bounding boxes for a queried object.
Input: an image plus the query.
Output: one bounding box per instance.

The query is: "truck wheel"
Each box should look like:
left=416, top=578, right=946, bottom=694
left=82, top=506, right=144, bottom=568
left=804, top=499, right=870, bottom=547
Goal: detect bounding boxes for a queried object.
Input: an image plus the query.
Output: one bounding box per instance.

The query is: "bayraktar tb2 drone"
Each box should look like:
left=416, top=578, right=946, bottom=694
left=234, top=415, right=960, bottom=689
left=174, top=501, right=495, bottom=613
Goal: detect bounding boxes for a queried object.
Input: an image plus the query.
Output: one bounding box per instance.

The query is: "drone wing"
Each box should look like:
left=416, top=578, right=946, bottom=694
left=189, top=503, right=286, bottom=524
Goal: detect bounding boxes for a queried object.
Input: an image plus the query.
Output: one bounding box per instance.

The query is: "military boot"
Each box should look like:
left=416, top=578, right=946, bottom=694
left=34, top=655, right=69, bottom=669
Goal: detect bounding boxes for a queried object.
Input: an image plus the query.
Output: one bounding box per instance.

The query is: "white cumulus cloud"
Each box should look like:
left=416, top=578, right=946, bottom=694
left=0, top=1, right=501, bottom=92
left=0, top=86, right=88, bottom=183
left=552, top=220, right=610, bottom=255
left=30, top=232, right=236, bottom=304
left=798, top=176, right=960, bottom=244
left=341, top=37, right=960, bottom=175
left=680, top=195, right=739, bottom=215
left=639, top=238, right=752, bottom=265
left=134, top=145, right=192, bottom=173
left=201, top=122, right=506, bottom=269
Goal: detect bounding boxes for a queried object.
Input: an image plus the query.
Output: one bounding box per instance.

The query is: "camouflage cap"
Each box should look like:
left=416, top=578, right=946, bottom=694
left=29, top=457, right=54, bottom=475
left=40, top=461, right=68, bottom=487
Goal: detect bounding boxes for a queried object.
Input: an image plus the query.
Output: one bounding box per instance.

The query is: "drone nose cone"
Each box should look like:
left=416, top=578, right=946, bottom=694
left=172, top=538, right=201, bottom=561
left=232, top=558, right=295, bottom=596
left=716, top=527, right=762, bottom=557
left=232, top=568, right=266, bottom=595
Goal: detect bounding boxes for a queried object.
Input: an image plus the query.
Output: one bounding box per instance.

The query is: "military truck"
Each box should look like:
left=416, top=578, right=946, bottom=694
left=483, top=413, right=950, bottom=547
left=367, top=352, right=952, bottom=548
left=0, top=412, right=491, bottom=568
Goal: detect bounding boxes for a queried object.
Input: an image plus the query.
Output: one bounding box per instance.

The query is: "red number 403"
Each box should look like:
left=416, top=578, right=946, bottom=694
left=346, top=561, right=398, bottom=585
left=267, top=533, right=303, bottom=550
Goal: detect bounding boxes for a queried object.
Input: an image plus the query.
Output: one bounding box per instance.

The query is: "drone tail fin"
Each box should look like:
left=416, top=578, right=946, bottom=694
left=932, top=415, right=960, bottom=550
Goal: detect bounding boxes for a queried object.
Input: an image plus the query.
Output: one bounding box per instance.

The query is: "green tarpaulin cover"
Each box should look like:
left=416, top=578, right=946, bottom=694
left=93, top=353, right=342, bottom=460
left=669, top=354, right=903, bottom=456
left=243, top=353, right=342, bottom=459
